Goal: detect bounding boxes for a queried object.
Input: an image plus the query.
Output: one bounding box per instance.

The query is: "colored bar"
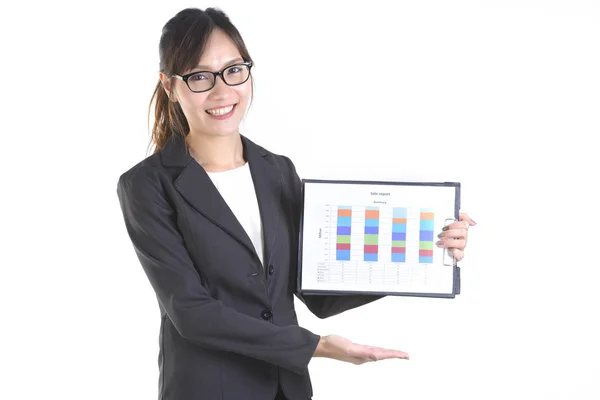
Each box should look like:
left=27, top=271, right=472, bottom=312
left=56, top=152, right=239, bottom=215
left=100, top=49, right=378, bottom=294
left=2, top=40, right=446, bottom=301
left=364, top=244, right=378, bottom=254
left=337, top=226, right=351, bottom=235
left=365, top=209, right=380, bottom=219
left=392, top=223, right=406, bottom=233
left=338, top=209, right=352, bottom=217
left=337, top=250, right=351, bottom=260
left=364, top=207, right=379, bottom=262
left=364, top=253, right=378, bottom=262
left=337, top=216, right=352, bottom=226
left=419, top=230, right=434, bottom=241
left=364, top=226, right=379, bottom=234
left=336, top=235, right=351, bottom=244
left=392, top=253, right=406, bottom=262
left=336, top=206, right=352, bottom=261
left=391, top=207, right=407, bottom=263
left=419, top=241, right=434, bottom=250
left=419, top=208, right=434, bottom=263
left=392, top=232, right=406, bottom=241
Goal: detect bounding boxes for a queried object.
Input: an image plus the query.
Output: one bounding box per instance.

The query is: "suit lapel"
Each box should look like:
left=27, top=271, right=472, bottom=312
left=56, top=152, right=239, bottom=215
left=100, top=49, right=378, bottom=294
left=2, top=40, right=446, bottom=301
left=243, top=136, right=282, bottom=268
left=160, top=134, right=282, bottom=267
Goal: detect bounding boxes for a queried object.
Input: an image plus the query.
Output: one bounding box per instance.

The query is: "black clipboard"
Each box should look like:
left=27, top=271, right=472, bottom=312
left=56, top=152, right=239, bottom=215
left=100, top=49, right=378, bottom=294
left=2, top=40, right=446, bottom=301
left=297, top=179, right=461, bottom=299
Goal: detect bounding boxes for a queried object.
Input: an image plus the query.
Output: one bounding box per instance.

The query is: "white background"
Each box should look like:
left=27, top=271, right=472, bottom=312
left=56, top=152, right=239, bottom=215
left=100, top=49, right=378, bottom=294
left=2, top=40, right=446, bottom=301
left=1, top=1, right=599, bottom=399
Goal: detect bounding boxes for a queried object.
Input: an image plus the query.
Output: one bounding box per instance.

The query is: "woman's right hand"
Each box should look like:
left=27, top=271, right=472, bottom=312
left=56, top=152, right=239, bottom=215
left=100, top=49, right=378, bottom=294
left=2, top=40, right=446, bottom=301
left=313, top=334, right=409, bottom=365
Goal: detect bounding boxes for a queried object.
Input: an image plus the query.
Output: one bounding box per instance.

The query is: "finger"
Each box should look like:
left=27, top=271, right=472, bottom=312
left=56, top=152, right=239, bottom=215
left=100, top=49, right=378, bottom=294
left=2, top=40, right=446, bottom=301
left=438, top=227, right=468, bottom=240
left=459, top=212, right=477, bottom=226
left=443, top=220, right=471, bottom=231
left=371, top=349, right=410, bottom=360
left=354, top=346, right=409, bottom=362
left=436, top=239, right=466, bottom=250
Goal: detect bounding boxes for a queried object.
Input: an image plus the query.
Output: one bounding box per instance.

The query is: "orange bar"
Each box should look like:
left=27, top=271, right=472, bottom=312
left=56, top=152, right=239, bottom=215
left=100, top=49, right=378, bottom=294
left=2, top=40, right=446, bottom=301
left=393, top=218, right=407, bottom=224
left=420, top=212, right=434, bottom=220
left=365, top=210, right=379, bottom=219
left=338, top=209, right=352, bottom=217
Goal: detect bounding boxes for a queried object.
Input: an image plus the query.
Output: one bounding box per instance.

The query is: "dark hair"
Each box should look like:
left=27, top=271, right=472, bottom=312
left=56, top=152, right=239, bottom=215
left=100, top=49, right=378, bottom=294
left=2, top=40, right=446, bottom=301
left=148, top=8, right=253, bottom=153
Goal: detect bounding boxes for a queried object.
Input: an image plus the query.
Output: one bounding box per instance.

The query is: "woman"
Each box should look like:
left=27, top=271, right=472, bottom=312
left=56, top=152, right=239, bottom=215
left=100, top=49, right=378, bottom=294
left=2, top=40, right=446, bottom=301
left=117, top=7, right=476, bottom=400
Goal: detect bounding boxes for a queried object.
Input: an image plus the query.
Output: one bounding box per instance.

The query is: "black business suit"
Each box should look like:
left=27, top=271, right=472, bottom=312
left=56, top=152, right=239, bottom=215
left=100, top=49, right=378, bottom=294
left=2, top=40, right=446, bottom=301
left=116, top=133, right=384, bottom=400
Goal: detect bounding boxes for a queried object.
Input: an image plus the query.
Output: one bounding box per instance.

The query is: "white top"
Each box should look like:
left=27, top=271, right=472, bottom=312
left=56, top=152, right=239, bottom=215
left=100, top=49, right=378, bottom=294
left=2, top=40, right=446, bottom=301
left=206, top=163, right=265, bottom=267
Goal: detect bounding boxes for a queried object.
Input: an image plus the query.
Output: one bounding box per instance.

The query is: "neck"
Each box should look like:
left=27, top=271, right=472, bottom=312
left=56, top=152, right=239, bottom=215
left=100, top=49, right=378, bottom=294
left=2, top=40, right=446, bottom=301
left=185, top=132, right=246, bottom=172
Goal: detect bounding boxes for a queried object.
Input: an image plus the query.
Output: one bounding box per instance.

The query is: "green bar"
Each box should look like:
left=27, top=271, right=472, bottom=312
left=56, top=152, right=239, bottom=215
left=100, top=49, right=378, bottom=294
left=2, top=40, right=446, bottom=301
left=420, top=241, right=433, bottom=250
left=364, top=234, right=379, bottom=245
left=392, top=240, right=406, bottom=247
left=337, top=235, right=351, bottom=244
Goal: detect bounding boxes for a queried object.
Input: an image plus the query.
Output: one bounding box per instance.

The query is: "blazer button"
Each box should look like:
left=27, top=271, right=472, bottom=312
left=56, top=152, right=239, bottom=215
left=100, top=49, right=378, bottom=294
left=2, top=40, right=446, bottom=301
left=261, top=309, right=273, bottom=320
left=268, top=265, right=274, bottom=276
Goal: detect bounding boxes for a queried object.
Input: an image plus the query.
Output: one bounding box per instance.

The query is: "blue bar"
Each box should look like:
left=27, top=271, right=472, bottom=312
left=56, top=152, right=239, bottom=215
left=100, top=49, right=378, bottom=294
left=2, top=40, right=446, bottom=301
left=419, top=230, right=434, bottom=241
left=364, top=226, right=379, bottom=234
left=337, top=216, right=352, bottom=226
left=366, top=206, right=379, bottom=210
left=420, top=219, right=435, bottom=231
left=339, top=206, right=352, bottom=210
left=336, top=250, right=351, bottom=260
left=365, top=218, right=379, bottom=227
left=392, top=253, right=406, bottom=263
left=392, top=223, right=406, bottom=233
left=364, top=253, right=378, bottom=262
left=419, top=256, right=433, bottom=264
left=392, top=232, right=406, bottom=241
left=393, top=207, right=407, bottom=218
left=337, top=226, right=351, bottom=235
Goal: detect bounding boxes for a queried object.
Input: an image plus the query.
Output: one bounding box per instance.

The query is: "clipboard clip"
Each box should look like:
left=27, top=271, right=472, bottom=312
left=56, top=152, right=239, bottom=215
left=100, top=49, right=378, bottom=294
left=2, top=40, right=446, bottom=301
left=442, top=217, right=457, bottom=266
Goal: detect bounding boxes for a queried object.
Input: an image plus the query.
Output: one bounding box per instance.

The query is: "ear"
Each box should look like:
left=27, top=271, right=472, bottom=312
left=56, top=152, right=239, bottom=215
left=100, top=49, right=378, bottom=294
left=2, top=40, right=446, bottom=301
left=159, top=72, right=178, bottom=102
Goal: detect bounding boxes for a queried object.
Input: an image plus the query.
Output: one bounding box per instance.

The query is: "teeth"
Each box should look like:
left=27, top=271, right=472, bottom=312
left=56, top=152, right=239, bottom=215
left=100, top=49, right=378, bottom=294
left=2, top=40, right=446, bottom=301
left=206, top=105, right=234, bottom=116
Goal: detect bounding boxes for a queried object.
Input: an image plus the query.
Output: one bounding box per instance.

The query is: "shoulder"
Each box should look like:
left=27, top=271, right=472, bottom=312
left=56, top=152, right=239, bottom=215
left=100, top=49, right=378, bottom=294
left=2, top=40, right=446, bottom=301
left=116, top=152, right=168, bottom=205
left=244, top=136, right=299, bottom=179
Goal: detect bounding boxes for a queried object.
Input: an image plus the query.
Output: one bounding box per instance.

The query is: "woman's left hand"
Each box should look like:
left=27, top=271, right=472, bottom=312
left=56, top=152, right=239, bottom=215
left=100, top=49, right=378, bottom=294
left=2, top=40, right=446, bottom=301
left=435, top=213, right=477, bottom=262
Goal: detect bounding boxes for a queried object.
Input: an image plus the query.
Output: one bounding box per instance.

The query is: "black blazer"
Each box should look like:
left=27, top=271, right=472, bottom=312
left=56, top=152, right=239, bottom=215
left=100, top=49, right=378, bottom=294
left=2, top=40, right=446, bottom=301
left=116, top=133, right=383, bottom=400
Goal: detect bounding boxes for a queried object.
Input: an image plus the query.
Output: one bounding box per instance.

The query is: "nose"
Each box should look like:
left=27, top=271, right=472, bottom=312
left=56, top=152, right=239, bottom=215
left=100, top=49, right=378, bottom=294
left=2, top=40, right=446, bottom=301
left=208, top=74, right=230, bottom=98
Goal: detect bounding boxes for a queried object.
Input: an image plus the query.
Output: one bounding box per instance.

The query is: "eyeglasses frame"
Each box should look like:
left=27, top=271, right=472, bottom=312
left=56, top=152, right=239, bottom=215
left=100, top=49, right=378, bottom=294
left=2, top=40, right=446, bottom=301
left=172, top=61, right=253, bottom=93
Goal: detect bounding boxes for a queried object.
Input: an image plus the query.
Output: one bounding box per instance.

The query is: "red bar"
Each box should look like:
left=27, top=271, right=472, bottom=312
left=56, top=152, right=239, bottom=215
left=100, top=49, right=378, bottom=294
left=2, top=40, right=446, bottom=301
left=391, top=247, right=406, bottom=254
left=336, top=243, right=351, bottom=250
left=364, top=244, right=378, bottom=254
left=419, top=249, right=434, bottom=257
left=392, top=218, right=407, bottom=224
left=338, top=209, right=352, bottom=217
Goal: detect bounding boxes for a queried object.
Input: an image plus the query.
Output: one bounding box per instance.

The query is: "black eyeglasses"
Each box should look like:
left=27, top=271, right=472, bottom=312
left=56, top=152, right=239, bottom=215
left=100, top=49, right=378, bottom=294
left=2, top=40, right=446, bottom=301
left=172, top=61, right=253, bottom=93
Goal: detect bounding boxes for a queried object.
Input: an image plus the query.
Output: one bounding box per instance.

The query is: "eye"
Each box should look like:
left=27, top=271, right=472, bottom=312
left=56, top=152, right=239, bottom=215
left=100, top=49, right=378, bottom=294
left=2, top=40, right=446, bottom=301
left=189, top=73, right=208, bottom=81
left=226, top=66, right=242, bottom=75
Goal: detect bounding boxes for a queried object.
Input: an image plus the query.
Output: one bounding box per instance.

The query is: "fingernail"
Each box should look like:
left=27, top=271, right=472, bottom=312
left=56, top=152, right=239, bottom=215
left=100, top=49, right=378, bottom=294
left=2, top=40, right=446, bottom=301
left=442, top=226, right=449, bottom=231
left=438, top=232, right=445, bottom=238
left=436, top=240, right=444, bottom=247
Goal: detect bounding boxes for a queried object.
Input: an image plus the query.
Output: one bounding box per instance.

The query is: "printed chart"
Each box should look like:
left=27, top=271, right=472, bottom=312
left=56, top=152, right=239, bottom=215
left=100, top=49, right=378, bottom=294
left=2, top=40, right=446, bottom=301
left=300, top=180, right=460, bottom=296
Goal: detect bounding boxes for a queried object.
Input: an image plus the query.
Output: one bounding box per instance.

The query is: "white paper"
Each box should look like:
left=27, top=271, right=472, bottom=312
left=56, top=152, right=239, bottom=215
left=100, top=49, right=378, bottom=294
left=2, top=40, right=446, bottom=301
left=299, top=181, right=459, bottom=295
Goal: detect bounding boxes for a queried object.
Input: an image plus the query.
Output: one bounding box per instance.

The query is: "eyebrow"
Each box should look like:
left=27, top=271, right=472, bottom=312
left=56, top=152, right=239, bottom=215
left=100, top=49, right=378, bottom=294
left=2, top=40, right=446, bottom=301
left=193, top=57, right=244, bottom=71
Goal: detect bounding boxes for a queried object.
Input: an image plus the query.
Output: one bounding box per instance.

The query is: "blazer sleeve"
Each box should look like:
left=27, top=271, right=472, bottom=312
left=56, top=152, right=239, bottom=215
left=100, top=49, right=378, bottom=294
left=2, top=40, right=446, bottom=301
left=116, top=166, right=320, bottom=375
left=279, top=156, right=386, bottom=319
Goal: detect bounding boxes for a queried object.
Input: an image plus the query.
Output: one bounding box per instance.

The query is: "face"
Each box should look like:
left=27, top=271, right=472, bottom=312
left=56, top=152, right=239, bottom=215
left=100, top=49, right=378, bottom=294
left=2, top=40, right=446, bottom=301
left=161, top=28, right=251, bottom=139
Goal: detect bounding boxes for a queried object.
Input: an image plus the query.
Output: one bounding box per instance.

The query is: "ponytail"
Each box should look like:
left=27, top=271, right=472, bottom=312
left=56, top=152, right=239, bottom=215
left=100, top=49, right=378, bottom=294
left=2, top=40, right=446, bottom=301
left=148, top=79, right=189, bottom=154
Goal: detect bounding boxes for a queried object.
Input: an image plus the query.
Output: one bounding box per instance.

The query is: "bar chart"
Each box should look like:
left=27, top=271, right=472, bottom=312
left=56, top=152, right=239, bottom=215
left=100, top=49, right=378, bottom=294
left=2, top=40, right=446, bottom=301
left=330, top=205, right=432, bottom=264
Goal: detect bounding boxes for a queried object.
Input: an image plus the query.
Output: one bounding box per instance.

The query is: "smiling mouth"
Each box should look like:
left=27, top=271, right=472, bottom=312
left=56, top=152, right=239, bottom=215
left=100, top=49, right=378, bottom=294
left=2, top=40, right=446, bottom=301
left=205, top=104, right=236, bottom=116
